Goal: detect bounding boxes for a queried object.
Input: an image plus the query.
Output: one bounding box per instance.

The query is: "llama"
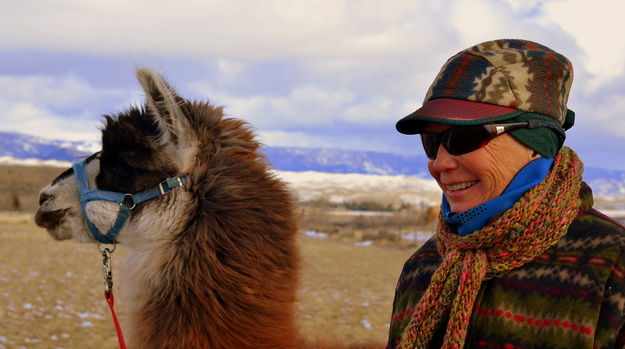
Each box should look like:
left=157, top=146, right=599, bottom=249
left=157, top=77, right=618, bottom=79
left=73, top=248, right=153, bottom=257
left=35, top=69, right=382, bottom=349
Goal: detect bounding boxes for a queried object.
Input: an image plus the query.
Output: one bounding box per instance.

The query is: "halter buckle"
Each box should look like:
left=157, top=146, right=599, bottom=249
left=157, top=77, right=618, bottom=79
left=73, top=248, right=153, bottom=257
left=159, top=177, right=184, bottom=195
left=120, top=194, right=136, bottom=210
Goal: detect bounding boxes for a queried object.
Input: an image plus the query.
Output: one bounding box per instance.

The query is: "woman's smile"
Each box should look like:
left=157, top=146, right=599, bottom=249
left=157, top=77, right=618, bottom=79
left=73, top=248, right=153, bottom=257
left=443, top=181, right=479, bottom=192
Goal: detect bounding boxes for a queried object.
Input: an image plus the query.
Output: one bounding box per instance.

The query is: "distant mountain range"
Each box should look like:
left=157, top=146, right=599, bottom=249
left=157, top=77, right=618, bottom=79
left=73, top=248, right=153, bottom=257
left=1, top=131, right=624, bottom=195
left=263, top=147, right=430, bottom=177
left=0, top=131, right=431, bottom=176
left=0, top=131, right=100, bottom=161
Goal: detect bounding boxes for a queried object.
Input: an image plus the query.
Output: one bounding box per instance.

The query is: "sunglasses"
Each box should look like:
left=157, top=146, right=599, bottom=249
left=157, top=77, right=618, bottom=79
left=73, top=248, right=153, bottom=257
left=420, top=120, right=565, bottom=160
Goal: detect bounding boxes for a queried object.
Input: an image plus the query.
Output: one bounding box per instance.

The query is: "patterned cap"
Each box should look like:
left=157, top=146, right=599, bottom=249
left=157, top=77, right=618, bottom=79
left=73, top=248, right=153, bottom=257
left=396, top=39, right=574, bottom=134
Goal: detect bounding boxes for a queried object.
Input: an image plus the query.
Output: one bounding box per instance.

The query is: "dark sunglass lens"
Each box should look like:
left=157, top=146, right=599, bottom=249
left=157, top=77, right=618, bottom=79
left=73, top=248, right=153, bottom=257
left=445, top=126, right=490, bottom=155
left=420, top=134, right=439, bottom=160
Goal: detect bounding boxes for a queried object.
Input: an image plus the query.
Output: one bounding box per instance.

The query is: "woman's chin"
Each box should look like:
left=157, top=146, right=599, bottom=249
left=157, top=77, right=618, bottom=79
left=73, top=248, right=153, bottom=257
left=449, top=202, right=475, bottom=213
left=445, top=184, right=484, bottom=212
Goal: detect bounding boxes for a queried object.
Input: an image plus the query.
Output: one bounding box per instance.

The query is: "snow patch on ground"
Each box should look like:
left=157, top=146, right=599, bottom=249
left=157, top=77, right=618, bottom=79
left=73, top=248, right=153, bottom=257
left=401, top=231, right=434, bottom=242
left=275, top=171, right=442, bottom=206
left=304, top=230, right=328, bottom=239
left=0, top=156, right=71, bottom=167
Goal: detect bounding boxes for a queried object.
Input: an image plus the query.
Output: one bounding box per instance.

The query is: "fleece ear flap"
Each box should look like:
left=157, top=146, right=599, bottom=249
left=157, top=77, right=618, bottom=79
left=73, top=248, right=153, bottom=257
left=136, top=68, right=191, bottom=147
left=136, top=68, right=195, bottom=171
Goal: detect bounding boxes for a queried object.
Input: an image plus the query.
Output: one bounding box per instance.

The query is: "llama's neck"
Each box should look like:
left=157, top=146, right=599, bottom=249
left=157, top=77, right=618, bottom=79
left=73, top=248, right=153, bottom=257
left=120, top=171, right=300, bottom=348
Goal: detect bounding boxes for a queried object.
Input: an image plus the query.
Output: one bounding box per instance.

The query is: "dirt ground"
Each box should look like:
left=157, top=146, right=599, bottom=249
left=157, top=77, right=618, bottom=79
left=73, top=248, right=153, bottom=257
left=0, top=213, right=416, bottom=348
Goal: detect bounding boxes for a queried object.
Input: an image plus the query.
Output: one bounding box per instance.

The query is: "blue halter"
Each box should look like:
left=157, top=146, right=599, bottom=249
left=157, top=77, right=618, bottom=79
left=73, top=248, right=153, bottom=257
left=73, top=159, right=188, bottom=244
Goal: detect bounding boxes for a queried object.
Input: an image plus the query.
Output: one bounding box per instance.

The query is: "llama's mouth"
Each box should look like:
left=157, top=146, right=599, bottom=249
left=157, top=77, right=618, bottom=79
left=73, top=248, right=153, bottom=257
left=35, top=208, right=70, bottom=230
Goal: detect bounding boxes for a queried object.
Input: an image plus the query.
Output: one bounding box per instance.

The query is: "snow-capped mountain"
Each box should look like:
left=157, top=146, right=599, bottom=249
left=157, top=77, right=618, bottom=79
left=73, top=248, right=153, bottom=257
left=263, top=147, right=430, bottom=177
left=1, top=131, right=625, bottom=195
left=0, top=131, right=99, bottom=162
left=0, top=131, right=431, bottom=176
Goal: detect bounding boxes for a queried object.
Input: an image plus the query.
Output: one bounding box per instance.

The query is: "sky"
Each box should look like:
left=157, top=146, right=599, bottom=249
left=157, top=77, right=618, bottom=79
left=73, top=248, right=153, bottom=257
left=1, top=0, right=625, bottom=170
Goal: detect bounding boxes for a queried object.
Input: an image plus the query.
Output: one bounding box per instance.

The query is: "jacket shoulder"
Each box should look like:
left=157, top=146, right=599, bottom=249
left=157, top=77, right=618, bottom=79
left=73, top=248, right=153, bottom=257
left=570, top=208, right=625, bottom=251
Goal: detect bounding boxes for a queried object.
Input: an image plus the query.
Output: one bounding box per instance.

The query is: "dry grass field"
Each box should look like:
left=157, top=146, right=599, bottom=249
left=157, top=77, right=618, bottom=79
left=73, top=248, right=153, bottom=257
left=4, top=163, right=623, bottom=348
left=0, top=165, right=66, bottom=212
left=0, top=163, right=427, bottom=348
left=0, top=213, right=415, bottom=348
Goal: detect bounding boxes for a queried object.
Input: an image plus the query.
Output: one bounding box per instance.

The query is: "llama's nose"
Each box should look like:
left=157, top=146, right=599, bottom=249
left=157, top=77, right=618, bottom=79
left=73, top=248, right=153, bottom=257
left=39, top=192, right=54, bottom=206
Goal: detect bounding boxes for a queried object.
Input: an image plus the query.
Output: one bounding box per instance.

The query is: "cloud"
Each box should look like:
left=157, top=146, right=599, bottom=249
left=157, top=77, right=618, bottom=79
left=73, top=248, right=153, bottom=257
left=0, top=101, right=100, bottom=141
left=341, top=96, right=397, bottom=123
left=536, top=83, right=625, bottom=170
left=258, top=128, right=403, bottom=154
left=256, top=130, right=314, bottom=148
left=0, top=74, right=141, bottom=140
left=450, top=0, right=511, bottom=45
left=192, top=82, right=355, bottom=128
left=0, top=75, right=138, bottom=111
left=574, top=92, right=625, bottom=138
left=446, top=0, right=624, bottom=90
left=0, top=1, right=452, bottom=59
left=541, top=0, right=625, bottom=90
left=2, top=1, right=622, bottom=89
left=500, top=0, right=542, bottom=13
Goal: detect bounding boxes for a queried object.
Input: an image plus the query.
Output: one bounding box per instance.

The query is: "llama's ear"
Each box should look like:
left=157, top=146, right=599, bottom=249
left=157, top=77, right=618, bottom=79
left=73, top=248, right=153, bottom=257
left=136, top=68, right=195, bottom=170
left=136, top=68, right=190, bottom=145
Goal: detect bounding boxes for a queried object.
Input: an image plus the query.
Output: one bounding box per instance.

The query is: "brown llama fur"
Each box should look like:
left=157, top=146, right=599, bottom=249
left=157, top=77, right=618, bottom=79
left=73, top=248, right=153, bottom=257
left=34, top=68, right=383, bottom=348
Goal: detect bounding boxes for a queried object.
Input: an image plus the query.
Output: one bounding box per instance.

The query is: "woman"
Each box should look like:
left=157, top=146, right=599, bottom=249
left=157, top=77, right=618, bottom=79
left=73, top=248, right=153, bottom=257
left=388, top=39, right=625, bottom=349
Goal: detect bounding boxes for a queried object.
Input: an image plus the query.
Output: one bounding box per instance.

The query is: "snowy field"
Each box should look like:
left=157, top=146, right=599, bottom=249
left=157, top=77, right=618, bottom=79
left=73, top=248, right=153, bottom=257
left=275, top=170, right=442, bottom=207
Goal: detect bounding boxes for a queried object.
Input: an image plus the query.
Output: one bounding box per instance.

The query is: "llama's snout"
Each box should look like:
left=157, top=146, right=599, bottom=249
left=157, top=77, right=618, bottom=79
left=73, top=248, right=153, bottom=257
left=36, top=189, right=60, bottom=228
left=38, top=192, right=54, bottom=206
left=34, top=207, right=68, bottom=229
left=35, top=192, right=75, bottom=240
left=34, top=187, right=70, bottom=236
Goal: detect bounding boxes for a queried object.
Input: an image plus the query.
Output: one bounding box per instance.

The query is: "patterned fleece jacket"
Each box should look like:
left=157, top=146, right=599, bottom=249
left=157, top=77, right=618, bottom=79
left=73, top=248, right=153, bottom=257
left=387, top=183, right=625, bottom=349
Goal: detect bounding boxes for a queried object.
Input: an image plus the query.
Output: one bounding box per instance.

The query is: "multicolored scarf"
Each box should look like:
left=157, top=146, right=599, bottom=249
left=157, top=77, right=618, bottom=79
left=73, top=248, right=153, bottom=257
left=441, top=157, right=554, bottom=236
left=399, top=147, right=583, bottom=349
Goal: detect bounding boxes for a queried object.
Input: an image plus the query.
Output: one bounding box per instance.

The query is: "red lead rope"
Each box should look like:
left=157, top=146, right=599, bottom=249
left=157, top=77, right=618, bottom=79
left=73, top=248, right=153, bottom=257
left=105, top=290, right=127, bottom=349
left=99, top=244, right=127, bottom=349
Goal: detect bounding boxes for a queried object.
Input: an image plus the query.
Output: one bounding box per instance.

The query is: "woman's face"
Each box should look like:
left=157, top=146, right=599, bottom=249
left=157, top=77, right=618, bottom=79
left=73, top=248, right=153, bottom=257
left=425, top=122, right=539, bottom=212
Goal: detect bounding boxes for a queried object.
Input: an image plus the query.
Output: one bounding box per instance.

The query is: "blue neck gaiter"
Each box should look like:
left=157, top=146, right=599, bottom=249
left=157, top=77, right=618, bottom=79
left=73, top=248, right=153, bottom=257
left=441, top=157, right=554, bottom=236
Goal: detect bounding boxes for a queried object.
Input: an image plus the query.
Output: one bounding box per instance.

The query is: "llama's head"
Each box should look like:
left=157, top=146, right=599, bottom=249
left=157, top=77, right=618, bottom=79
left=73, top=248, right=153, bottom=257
left=35, top=69, right=238, bottom=247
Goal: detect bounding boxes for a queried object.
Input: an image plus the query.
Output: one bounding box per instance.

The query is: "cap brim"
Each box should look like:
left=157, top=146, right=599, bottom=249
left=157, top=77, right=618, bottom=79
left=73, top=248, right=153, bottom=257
left=396, top=98, right=523, bottom=134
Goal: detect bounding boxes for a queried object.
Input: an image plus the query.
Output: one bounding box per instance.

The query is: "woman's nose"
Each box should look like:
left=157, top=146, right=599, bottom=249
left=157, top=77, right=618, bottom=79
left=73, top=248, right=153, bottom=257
left=429, top=145, right=458, bottom=172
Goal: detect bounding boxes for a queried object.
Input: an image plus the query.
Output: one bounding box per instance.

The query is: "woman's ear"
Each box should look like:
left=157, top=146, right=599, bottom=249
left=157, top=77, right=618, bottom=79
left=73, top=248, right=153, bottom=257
left=531, top=151, right=542, bottom=160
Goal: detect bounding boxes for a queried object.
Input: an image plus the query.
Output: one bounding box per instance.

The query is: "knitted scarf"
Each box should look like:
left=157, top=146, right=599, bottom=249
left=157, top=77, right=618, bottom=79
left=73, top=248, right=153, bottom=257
left=399, top=147, right=583, bottom=349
